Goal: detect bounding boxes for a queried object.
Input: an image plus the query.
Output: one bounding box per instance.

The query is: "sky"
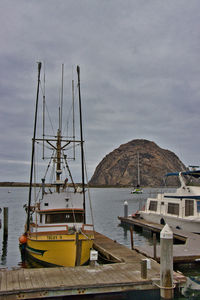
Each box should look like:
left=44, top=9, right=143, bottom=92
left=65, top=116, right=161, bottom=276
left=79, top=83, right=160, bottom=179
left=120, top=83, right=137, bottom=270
left=1, top=0, right=200, bottom=183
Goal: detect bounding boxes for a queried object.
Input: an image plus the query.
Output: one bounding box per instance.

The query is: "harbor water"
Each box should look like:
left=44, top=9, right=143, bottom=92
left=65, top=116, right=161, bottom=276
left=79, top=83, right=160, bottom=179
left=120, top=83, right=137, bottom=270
left=0, top=187, right=199, bottom=298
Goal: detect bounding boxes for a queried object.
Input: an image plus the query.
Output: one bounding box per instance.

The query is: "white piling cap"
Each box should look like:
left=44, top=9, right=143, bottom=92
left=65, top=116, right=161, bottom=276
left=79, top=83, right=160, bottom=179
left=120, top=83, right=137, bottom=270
left=124, top=201, right=128, bottom=205
left=160, top=224, right=173, bottom=239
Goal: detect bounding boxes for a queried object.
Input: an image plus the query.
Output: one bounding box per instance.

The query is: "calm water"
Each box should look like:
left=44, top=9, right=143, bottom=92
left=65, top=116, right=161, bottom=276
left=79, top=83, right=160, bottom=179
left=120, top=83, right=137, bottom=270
left=0, top=187, right=199, bottom=298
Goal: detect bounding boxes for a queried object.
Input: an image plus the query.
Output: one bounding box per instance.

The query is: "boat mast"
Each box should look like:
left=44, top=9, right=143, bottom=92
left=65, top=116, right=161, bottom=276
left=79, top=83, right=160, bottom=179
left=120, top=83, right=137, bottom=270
left=56, top=65, right=64, bottom=193
left=56, top=129, right=62, bottom=193
left=26, top=62, right=42, bottom=233
left=77, top=65, right=86, bottom=223
left=60, top=64, right=64, bottom=134
left=72, top=78, right=75, bottom=160
left=42, top=64, right=45, bottom=159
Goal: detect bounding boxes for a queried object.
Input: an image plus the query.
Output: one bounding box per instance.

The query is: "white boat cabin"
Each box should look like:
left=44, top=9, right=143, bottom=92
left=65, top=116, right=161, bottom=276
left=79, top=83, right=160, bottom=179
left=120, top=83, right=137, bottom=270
left=31, top=189, right=85, bottom=233
left=146, top=189, right=200, bottom=220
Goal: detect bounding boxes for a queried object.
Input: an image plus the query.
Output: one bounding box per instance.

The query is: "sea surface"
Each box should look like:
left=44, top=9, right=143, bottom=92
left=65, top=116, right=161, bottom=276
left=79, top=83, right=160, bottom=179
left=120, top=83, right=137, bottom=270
left=0, top=187, right=200, bottom=299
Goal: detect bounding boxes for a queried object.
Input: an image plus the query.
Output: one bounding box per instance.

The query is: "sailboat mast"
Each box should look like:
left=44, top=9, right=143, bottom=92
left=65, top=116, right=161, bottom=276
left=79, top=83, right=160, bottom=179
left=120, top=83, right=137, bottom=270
left=26, top=62, right=42, bottom=232
left=77, top=65, right=86, bottom=223
left=137, top=152, right=140, bottom=186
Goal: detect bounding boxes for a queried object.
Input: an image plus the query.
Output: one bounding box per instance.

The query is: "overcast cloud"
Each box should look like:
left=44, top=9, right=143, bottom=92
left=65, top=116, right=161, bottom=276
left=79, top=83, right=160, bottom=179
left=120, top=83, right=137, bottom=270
left=1, top=0, right=200, bottom=182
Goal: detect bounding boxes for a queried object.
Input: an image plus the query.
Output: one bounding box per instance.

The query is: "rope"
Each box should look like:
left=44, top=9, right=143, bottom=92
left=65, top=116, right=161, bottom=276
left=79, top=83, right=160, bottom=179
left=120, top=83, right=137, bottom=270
left=80, top=229, right=93, bottom=240
left=153, top=282, right=176, bottom=289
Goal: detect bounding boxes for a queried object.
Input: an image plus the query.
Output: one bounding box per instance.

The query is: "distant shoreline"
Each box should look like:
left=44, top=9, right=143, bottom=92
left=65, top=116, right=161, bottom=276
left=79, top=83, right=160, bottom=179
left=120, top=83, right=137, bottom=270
left=0, top=182, right=47, bottom=187
left=0, top=182, right=180, bottom=188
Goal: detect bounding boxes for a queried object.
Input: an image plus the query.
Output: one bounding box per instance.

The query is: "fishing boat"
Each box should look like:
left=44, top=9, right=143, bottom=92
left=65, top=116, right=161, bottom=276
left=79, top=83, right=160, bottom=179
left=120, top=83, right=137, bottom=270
left=19, top=63, right=94, bottom=267
left=131, top=152, right=143, bottom=194
left=138, top=168, right=200, bottom=233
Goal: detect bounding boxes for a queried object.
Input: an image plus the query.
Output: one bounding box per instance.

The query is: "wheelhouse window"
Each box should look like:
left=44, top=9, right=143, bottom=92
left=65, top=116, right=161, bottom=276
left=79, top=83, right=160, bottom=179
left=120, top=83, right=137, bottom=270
left=149, top=201, right=157, bottom=212
left=197, top=201, right=200, bottom=213
left=167, top=203, right=179, bottom=216
left=185, top=200, right=194, bottom=216
left=45, top=212, right=84, bottom=224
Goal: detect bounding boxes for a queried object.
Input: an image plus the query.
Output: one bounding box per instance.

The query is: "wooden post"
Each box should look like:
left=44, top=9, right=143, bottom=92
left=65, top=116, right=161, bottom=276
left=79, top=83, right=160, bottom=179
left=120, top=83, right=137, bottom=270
left=141, top=259, right=147, bottom=279
left=124, top=201, right=128, bottom=218
left=75, top=232, right=82, bottom=266
left=130, top=226, right=134, bottom=250
left=153, top=232, right=157, bottom=260
left=3, top=207, right=8, bottom=238
left=0, top=207, right=2, bottom=229
left=160, top=224, right=174, bottom=299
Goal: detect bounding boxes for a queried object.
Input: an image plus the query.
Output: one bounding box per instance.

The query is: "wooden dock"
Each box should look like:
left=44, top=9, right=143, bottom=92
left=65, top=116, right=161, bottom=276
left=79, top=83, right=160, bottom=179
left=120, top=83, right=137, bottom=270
left=0, top=231, right=186, bottom=299
left=118, top=216, right=200, bottom=263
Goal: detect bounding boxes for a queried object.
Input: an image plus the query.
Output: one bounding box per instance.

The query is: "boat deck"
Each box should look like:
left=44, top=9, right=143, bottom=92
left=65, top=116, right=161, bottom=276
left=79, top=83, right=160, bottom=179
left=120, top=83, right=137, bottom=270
left=119, top=216, right=200, bottom=263
left=0, top=231, right=186, bottom=299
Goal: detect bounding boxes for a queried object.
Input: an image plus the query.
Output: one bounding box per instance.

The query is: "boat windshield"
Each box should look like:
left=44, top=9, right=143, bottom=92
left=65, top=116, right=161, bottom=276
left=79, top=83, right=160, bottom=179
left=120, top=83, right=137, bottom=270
left=197, top=201, right=200, bottom=213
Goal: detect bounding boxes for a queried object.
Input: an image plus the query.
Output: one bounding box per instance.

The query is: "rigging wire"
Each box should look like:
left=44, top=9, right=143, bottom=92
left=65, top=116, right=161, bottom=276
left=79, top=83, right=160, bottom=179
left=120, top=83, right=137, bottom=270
left=45, top=102, right=55, bottom=136
left=84, top=148, right=95, bottom=231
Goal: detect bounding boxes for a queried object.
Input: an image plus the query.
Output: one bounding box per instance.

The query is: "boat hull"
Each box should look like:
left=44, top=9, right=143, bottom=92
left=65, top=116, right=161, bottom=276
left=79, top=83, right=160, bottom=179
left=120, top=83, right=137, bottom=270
left=140, top=212, right=200, bottom=233
left=26, top=232, right=94, bottom=267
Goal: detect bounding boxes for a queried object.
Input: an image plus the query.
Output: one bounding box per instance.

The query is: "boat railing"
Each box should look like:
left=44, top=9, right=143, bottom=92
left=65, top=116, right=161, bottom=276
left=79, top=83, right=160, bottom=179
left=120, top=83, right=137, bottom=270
left=29, top=223, right=92, bottom=233
left=82, top=224, right=94, bottom=232
left=30, top=223, right=69, bottom=233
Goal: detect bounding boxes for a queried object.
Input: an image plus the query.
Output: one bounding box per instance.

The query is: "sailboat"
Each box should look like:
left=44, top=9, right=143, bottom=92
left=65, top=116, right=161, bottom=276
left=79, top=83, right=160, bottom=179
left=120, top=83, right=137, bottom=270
left=131, top=152, right=143, bottom=194
left=19, top=63, right=94, bottom=267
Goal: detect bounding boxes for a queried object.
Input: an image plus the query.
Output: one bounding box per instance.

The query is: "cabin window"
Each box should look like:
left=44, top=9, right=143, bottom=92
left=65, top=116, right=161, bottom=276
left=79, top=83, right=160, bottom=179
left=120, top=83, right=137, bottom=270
left=149, top=201, right=157, bottom=212
left=197, top=201, right=200, bottom=213
left=167, top=203, right=179, bottom=216
left=185, top=200, right=194, bottom=216
left=40, top=214, right=43, bottom=223
left=45, top=212, right=84, bottom=224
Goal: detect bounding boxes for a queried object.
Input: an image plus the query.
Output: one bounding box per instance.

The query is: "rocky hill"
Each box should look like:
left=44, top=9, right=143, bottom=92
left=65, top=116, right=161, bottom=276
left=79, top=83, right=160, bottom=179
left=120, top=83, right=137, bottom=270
left=89, top=139, right=186, bottom=187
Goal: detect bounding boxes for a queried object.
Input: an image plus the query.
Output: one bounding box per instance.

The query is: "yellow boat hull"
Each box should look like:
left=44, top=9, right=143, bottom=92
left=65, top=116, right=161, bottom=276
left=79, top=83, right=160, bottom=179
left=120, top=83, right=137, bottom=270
left=26, top=232, right=94, bottom=267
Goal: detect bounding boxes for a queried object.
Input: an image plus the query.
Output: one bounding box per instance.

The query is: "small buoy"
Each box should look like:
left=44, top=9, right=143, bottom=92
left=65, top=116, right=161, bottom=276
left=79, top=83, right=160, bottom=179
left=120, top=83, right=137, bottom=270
left=19, top=234, right=27, bottom=244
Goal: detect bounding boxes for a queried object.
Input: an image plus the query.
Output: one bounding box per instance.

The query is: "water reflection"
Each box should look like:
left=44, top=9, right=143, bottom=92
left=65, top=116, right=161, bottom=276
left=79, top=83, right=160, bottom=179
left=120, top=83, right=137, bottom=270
left=1, top=235, right=8, bottom=265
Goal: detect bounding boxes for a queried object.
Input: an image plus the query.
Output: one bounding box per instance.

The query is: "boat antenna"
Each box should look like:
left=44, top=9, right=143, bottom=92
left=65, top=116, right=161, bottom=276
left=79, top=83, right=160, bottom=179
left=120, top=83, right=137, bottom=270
left=26, top=62, right=42, bottom=233
left=60, top=63, right=64, bottom=134
left=77, top=65, right=86, bottom=223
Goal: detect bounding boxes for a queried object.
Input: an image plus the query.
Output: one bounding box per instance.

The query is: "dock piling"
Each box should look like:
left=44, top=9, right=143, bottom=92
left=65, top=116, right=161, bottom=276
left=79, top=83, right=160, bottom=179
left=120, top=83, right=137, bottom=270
left=153, top=232, right=157, bottom=260
left=3, top=207, right=8, bottom=238
left=141, top=259, right=147, bottom=279
left=124, top=201, right=128, bottom=218
left=160, top=224, right=174, bottom=299
left=130, top=226, right=134, bottom=250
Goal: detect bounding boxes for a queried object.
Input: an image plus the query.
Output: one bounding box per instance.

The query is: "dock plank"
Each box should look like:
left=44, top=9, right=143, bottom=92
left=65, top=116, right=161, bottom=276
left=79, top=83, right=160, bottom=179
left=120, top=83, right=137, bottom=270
left=22, top=268, right=34, bottom=290
left=0, top=271, right=7, bottom=292
left=18, top=269, right=27, bottom=290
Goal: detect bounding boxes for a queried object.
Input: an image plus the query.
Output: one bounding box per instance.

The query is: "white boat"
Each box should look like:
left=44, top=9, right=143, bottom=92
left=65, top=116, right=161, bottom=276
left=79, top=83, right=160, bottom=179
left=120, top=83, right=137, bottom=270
left=139, top=169, right=200, bottom=233
left=131, top=187, right=143, bottom=194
